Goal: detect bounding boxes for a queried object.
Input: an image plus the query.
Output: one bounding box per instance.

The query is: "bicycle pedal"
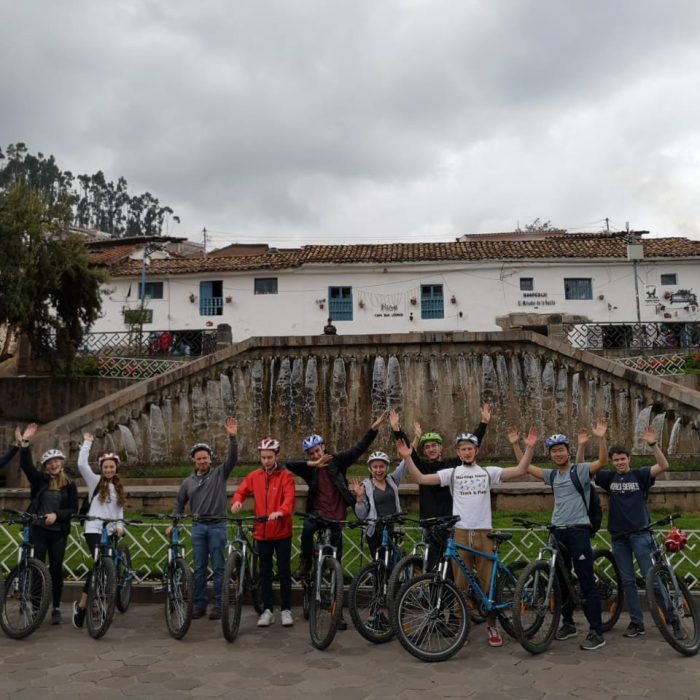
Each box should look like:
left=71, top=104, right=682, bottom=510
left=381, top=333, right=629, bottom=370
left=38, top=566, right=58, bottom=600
left=152, top=585, right=164, bottom=593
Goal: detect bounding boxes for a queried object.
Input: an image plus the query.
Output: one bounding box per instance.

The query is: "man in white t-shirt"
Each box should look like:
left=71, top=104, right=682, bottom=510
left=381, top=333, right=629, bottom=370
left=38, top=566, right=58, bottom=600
left=399, top=425, right=538, bottom=647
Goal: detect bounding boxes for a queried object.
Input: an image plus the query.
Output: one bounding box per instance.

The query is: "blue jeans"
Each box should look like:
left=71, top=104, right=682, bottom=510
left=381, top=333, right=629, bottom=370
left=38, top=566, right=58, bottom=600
left=612, top=531, right=655, bottom=626
left=554, top=527, right=602, bottom=635
left=191, top=522, right=227, bottom=610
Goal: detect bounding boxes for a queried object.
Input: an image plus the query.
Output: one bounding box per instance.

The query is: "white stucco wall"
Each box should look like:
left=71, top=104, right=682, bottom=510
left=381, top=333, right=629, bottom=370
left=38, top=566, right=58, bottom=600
left=91, top=257, right=700, bottom=341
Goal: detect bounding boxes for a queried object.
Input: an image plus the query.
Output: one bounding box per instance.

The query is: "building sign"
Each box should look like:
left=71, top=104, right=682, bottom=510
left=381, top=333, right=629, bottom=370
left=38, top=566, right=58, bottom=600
left=359, top=291, right=407, bottom=318
left=518, top=292, right=555, bottom=307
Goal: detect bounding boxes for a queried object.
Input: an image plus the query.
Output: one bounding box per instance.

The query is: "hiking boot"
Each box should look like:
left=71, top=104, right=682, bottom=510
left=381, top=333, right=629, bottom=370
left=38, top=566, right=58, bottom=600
left=554, top=622, right=577, bottom=640
left=192, top=607, right=206, bottom=620
left=257, top=609, right=274, bottom=627
left=487, top=626, right=503, bottom=647
left=72, top=601, right=86, bottom=629
left=281, top=609, right=294, bottom=627
left=622, top=622, right=645, bottom=638
left=580, top=631, right=606, bottom=650
left=337, top=614, right=348, bottom=631
left=208, top=607, right=222, bottom=620
left=51, top=607, right=62, bottom=625
left=294, top=558, right=311, bottom=580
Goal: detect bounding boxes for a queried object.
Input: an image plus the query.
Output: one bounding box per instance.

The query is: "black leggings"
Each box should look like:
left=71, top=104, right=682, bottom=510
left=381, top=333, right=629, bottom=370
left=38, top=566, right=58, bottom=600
left=31, top=525, right=67, bottom=609
left=82, top=533, right=102, bottom=594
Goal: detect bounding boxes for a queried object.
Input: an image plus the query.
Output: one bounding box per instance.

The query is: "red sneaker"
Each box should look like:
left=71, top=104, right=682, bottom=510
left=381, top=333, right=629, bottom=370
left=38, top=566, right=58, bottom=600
left=487, top=626, right=503, bottom=647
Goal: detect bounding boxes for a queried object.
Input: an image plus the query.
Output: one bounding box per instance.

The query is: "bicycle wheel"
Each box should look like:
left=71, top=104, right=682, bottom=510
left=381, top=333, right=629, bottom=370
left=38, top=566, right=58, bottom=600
left=115, top=543, right=133, bottom=613
left=494, top=560, right=527, bottom=639
left=86, top=556, right=117, bottom=639
left=349, top=561, right=394, bottom=644
left=309, top=555, right=343, bottom=650
left=221, top=551, right=244, bottom=643
left=393, top=573, right=470, bottom=663
left=387, top=554, right=424, bottom=611
left=165, top=558, right=194, bottom=640
left=645, top=562, right=699, bottom=656
left=592, top=548, right=623, bottom=632
left=512, top=560, right=561, bottom=654
left=248, top=550, right=265, bottom=614
left=0, top=558, right=51, bottom=639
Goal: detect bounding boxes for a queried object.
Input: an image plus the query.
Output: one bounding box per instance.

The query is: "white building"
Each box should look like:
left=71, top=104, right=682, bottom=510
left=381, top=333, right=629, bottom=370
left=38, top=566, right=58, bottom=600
left=88, top=231, right=700, bottom=344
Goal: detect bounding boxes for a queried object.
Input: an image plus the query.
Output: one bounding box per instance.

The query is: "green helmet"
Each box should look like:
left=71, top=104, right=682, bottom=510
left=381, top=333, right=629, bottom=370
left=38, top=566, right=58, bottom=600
left=419, top=432, right=443, bottom=446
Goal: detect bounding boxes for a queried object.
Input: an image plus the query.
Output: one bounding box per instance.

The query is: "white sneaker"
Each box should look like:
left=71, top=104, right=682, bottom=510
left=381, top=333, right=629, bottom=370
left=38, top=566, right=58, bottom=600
left=257, top=609, right=274, bottom=627
left=281, top=609, right=294, bottom=627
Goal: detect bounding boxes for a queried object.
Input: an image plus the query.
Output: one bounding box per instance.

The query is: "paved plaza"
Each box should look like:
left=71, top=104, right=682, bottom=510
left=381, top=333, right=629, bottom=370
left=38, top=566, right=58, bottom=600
left=1, top=603, right=698, bottom=700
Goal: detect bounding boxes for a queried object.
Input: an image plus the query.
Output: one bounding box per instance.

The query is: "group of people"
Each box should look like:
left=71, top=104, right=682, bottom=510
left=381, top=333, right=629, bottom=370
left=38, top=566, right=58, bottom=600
left=0, top=406, right=672, bottom=651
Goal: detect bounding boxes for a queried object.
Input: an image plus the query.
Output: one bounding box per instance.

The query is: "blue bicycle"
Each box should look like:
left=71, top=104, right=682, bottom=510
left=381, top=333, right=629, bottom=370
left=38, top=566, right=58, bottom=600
left=393, top=525, right=524, bottom=662
left=348, top=513, right=409, bottom=644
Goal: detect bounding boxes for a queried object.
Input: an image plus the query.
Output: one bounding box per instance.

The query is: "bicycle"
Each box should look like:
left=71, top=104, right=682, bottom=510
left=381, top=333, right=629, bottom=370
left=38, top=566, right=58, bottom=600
left=221, top=515, right=266, bottom=643
left=0, top=508, right=51, bottom=639
left=642, top=513, right=699, bottom=656
left=296, top=512, right=348, bottom=650
left=511, top=518, right=623, bottom=654
left=144, top=513, right=194, bottom=639
left=392, top=524, right=526, bottom=662
left=348, top=512, right=409, bottom=644
left=80, top=515, right=137, bottom=639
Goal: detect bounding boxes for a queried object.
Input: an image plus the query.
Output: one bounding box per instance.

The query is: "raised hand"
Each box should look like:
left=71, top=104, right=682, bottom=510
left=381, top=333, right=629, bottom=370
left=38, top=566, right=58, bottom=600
left=506, top=426, right=520, bottom=445
left=641, top=425, right=657, bottom=445
left=224, top=416, right=238, bottom=436
left=22, top=423, right=38, bottom=442
left=396, top=438, right=412, bottom=460
left=481, top=404, right=492, bottom=424
left=577, top=427, right=590, bottom=445
left=388, top=409, right=401, bottom=431
left=371, top=410, right=388, bottom=431
left=413, top=422, right=422, bottom=441
left=592, top=417, right=608, bottom=438
left=523, top=426, right=539, bottom=448
left=309, top=453, right=332, bottom=468
left=14, top=426, right=22, bottom=445
left=349, top=478, right=365, bottom=501
left=83, top=432, right=94, bottom=442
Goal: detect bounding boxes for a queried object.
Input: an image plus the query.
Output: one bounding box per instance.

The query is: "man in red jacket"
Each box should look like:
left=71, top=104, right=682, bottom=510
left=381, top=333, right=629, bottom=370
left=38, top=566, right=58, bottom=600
left=231, top=437, right=296, bottom=628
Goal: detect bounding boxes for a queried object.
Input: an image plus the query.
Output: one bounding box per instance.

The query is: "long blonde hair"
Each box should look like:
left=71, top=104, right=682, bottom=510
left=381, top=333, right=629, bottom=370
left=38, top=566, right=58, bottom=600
left=48, top=471, right=70, bottom=491
left=97, top=473, right=126, bottom=507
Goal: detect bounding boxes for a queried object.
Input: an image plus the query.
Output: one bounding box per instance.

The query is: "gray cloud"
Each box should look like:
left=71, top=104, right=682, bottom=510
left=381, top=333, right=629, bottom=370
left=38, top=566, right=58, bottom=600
left=2, top=1, right=700, bottom=243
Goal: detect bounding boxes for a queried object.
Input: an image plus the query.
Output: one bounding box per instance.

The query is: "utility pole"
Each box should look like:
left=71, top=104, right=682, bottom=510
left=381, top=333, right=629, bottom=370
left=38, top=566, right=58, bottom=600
left=605, top=217, right=609, bottom=232
left=626, top=222, right=642, bottom=323
left=202, top=227, right=207, bottom=256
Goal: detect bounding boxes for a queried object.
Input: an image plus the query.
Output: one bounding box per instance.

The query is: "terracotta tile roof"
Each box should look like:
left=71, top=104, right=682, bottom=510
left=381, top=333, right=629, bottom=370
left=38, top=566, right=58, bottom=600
left=103, top=233, right=700, bottom=277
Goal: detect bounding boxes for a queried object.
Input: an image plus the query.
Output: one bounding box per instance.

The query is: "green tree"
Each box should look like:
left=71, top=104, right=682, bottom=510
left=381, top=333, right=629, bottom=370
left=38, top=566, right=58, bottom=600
left=0, top=182, right=107, bottom=370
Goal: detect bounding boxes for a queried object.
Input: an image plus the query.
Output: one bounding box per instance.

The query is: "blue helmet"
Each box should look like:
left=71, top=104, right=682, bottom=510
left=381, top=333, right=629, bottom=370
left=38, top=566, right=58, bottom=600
left=302, top=434, right=324, bottom=452
left=545, top=434, right=569, bottom=451
left=454, top=433, right=479, bottom=447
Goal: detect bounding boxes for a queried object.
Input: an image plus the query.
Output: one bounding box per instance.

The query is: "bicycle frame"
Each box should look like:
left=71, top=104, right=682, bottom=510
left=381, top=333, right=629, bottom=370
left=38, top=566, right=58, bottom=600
left=313, top=524, right=339, bottom=601
left=226, top=519, right=256, bottom=596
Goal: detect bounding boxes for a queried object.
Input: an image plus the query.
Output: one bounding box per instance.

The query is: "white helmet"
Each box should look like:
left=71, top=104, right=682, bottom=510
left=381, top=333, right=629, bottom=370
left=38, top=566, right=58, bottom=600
left=367, top=451, right=391, bottom=470
left=258, top=437, right=281, bottom=452
left=41, top=449, right=66, bottom=466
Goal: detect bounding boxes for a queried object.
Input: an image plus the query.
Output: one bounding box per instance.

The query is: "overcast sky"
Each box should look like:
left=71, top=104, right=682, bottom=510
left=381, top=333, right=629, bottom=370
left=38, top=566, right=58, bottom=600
left=3, top=1, right=700, bottom=248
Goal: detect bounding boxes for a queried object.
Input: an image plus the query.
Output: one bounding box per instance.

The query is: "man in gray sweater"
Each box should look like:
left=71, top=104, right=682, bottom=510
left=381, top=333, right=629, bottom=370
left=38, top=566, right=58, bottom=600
left=168, top=416, right=238, bottom=620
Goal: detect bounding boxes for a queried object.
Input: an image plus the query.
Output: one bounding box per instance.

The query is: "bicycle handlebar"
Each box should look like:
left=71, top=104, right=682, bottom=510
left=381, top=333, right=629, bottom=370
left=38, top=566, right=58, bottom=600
left=294, top=511, right=357, bottom=527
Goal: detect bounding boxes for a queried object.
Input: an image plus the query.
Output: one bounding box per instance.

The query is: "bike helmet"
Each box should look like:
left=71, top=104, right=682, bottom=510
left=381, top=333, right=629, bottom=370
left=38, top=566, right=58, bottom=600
left=98, top=452, right=121, bottom=468
left=302, top=434, right=324, bottom=452
left=258, top=437, right=280, bottom=452
left=545, top=434, right=570, bottom=451
left=454, top=433, right=479, bottom=447
left=367, top=451, right=391, bottom=468
left=664, top=527, right=688, bottom=553
left=40, top=449, right=66, bottom=466
left=190, top=442, right=213, bottom=457
left=419, top=432, right=443, bottom=446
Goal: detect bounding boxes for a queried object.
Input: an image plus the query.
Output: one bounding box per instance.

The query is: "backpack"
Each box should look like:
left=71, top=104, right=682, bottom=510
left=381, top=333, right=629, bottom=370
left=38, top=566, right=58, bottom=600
left=548, top=464, right=603, bottom=538
left=78, top=485, right=98, bottom=525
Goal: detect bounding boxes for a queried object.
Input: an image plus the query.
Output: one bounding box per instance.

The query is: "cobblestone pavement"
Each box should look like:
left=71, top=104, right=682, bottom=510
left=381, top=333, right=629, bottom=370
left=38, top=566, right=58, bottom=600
left=1, top=604, right=698, bottom=700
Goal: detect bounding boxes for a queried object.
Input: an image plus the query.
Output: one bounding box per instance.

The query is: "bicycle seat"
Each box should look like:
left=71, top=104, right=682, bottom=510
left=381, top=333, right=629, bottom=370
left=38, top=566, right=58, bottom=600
left=487, top=532, right=512, bottom=544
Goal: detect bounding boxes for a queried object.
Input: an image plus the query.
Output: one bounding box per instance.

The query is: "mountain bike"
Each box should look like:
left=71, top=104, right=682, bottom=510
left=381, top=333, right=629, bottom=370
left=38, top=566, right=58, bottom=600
left=642, top=513, right=699, bottom=656
left=221, top=515, right=266, bottom=643
left=81, top=515, right=138, bottom=639
left=511, top=518, right=623, bottom=654
left=296, top=512, right=348, bottom=650
left=348, top=512, right=409, bottom=644
left=145, top=513, right=194, bottom=639
left=0, top=508, right=51, bottom=639
left=393, top=525, right=525, bottom=662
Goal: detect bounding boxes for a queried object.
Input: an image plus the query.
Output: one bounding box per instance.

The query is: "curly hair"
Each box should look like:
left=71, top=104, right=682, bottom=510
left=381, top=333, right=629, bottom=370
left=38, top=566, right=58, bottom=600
left=96, top=473, right=126, bottom=507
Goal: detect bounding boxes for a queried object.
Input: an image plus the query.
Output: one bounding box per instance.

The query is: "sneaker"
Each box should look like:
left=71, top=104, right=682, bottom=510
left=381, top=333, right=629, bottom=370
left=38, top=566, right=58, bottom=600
left=580, top=631, right=606, bottom=650
left=192, top=607, right=206, bottom=620
left=554, top=622, right=577, bottom=641
left=487, top=626, right=503, bottom=647
left=281, top=609, right=294, bottom=627
left=51, top=607, right=62, bottom=625
left=72, top=601, right=86, bottom=629
left=672, top=621, right=688, bottom=641
left=622, top=622, right=645, bottom=638
left=337, top=615, right=348, bottom=631
left=257, top=609, right=274, bottom=627
left=208, top=607, right=222, bottom=620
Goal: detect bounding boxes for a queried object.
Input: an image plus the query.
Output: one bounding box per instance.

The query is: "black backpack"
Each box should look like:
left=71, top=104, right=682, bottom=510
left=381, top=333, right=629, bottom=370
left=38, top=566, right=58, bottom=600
left=78, top=485, right=98, bottom=525
left=548, top=464, right=603, bottom=537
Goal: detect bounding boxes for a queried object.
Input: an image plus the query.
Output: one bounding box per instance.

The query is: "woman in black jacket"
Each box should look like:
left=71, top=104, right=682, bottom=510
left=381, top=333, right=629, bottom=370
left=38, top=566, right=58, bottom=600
left=17, top=423, right=78, bottom=625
